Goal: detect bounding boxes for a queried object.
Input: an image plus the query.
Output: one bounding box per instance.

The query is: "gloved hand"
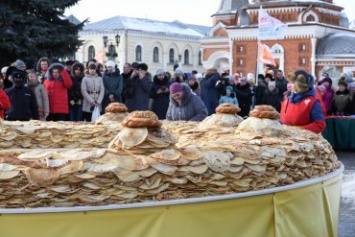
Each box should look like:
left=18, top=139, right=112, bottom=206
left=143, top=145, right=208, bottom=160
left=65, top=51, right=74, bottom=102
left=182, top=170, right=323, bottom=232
left=77, top=99, right=82, bottom=105
left=70, top=100, right=75, bottom=106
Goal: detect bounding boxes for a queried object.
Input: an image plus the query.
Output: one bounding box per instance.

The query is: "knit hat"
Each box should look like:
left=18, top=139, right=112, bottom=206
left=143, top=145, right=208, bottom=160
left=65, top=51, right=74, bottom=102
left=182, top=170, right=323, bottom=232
left=88, top=62, right=96, bottom=69
left=319, top=77, right=332, bottom=86
left=338, top=80, right=347, bottom=87
left=226, top=86, right=233, bottom=92
left=170, top=82, right=183, bottom=94
left=14, top=59, right=26, bottom=69
left=268, top=81, right=276, bottom=87
left=106, top=60, right=115, bottom=68
left=156, top=69, right=165, bottom=75
left=317, top=85, right=326, bottom=93
left=1, top=66, right=8, bottom=74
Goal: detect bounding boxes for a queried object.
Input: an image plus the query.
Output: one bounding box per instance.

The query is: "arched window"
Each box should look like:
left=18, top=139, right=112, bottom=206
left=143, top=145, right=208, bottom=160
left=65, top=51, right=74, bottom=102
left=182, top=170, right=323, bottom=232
left=184, top=49, right=189, bottom=65
left=169, top=48, right=175, bottom=63
left=135, top=45, right=142, bottom=62
left=108, top=44, right=116, bottom=60
left=88, top=46, right=95, bottom=61
left=153, top=47, right=159, bottom=63
left=306, top=15, right=315, bottom=22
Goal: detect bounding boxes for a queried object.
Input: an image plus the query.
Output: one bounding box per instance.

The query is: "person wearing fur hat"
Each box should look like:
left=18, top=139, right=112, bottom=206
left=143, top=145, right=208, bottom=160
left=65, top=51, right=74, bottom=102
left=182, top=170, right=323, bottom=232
left=102, top=60, right=123, bottom=112
left=43, top=63, right=73, bottom=121
left=331, top=81, right=352, bottom=116
left=36, top=57, right=51, bottom=84
left=149, top=69, right=171, bottom=119
left=5, top=69, right=39, bottom=121
left=280, top=70, right=325, bottom=133
left=166, top=82, right=207, bottom=121
left=68, top=62, right=85, bottom=121
left=318, top=76, right=334, bottom=115
left=200, top=68, right=220, bottom=115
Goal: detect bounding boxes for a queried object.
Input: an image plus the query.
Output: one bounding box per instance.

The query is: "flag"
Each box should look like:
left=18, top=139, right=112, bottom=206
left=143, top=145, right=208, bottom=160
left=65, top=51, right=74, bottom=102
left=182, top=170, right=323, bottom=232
left=258, top=43, right=276, bottom=67
left=258, top=7, right=287, bottom=40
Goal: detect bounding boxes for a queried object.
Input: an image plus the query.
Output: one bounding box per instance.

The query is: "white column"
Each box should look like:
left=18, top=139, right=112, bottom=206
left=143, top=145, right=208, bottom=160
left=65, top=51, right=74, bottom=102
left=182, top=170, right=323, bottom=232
left=229, top=37, right=234, bottom=75
left=311, top=38, right=317, bottom=77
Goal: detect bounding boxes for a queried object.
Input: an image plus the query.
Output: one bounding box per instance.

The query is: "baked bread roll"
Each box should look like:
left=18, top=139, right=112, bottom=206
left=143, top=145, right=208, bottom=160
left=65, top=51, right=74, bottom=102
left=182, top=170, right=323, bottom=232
left=122, top=111, right=162, bottom=128
left=215, top=103, right=241, bottom=114
left=105, top=102, right=128, bottom=113
left=249, top=105, right=279, bottom=120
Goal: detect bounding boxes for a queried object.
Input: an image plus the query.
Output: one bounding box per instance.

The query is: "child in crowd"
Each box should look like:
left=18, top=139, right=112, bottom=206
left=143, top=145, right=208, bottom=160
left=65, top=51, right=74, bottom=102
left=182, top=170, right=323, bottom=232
left=219, top=86, right=238, bottom=106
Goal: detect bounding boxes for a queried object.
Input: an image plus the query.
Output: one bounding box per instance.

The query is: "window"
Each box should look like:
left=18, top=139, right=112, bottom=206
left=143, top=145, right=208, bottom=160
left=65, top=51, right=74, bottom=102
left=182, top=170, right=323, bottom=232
left=300, top=44, right=307, bottom=52
left=237, top=45, right=245, bottom=54
left=88, top=46, right=95, bottom=61
left=184, top=49, right=189, bottom=65
left=153, top=47, right=159, bottom=63
left=135, top=45, right=142, bottom=62
left=306, top=15, right=315, bottom=22
left=237, top=58, right=244, bottom=67
left=169, top=48, right=175, bottom=63
left=299, top=57, right=307, bottom=66
left=107, top=44, right=117, bottom=60
left=198, top=51, right=202, bottom=65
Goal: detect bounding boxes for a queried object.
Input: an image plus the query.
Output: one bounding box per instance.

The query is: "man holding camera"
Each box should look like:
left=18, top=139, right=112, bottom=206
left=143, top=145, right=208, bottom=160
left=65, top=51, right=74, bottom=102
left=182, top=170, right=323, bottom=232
left=149, top=69, right=171, bottom=119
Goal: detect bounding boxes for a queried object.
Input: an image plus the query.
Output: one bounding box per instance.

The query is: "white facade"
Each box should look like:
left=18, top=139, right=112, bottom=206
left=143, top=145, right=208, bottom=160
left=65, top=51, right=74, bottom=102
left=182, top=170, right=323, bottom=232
left=76, top=16, right=209, bottom=74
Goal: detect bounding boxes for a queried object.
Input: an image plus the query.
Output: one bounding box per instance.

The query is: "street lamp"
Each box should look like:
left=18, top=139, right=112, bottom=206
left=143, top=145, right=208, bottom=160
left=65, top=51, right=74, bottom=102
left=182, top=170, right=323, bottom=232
left=102, top=34, right=120, bottom=60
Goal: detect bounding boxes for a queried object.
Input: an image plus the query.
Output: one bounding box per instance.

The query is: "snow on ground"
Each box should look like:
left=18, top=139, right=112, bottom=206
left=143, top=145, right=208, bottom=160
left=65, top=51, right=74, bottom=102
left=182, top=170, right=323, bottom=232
left=341, top=171, right=355, bottom=208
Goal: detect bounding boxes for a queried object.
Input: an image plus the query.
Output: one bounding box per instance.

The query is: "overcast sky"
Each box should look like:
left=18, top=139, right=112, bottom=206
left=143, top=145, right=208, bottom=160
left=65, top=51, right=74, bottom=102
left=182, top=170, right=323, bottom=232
left=65, top=0, right=354, bottom=26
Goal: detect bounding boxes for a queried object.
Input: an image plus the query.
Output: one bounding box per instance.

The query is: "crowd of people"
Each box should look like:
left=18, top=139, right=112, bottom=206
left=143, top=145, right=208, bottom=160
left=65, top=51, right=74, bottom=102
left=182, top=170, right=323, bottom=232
left=1, top=57, right=355, bottom=134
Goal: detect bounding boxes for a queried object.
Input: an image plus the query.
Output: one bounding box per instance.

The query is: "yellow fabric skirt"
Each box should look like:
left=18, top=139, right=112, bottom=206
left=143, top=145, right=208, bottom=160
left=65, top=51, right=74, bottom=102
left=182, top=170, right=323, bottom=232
left=0, top=166, right=343, bottom=237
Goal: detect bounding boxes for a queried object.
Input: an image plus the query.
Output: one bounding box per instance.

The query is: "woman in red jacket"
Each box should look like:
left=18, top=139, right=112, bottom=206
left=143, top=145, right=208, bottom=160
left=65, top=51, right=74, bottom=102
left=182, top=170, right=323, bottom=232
left=43, top=63, right=72, bottom=121
left=0, top=87, right=11, bottom=119
left=280, top=70, right=325, bottom=134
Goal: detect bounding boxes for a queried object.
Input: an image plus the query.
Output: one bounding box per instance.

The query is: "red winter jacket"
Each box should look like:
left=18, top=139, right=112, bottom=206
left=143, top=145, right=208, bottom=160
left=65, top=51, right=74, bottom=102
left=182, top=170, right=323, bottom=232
left=44, top=67, right=72, bottom=114
left=0, top=89, right=11, bottom=119
left=280, top=95, right=325, bottom=133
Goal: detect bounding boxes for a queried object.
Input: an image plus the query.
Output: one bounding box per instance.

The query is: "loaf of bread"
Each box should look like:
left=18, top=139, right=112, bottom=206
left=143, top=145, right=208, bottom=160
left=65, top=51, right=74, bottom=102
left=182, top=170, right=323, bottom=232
left=105, top=102, right=128, bottom=113
left=122, top=111, right=162, bottom=128
left=215, top=103, right=241, bottom=114
left=249, top=105, right=279, bottom=120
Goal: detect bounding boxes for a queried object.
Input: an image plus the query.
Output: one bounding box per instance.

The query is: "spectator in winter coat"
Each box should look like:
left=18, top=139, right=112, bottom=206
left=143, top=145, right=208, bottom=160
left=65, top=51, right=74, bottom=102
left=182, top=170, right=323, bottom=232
left=149, top=69, right=171, bottom=119
left=0, top=86, right=11, bottom=119
left=124, top=63, right=152, bottom=112
left=280, top=70, right=325, bottom=133
left=219, top=86, right=238, bottom=106
left=200, top=68, right=220, bottom=115
left=187, top=74, right=201, bottom=96
left=348, top=82, right=355, bottom=115
left=36, top=57, right=50, bottom=84
left=81, top=63, right=105, bottom=122
left=318, top=77, right=334, bottom=115
left=5, top=69, right=39, bottom=121
left=43, top=63, right=72, bottom=121
left=261, top=81, right=283, bottom=112
left=315, top=85, right=327, bottom=116
left=254, top=74, right=267, bottom=106
left=27, top=71, right=49, bottom=120
left=234, top=77, right=252, bottom=117
left=121, top=62, right=134, bottom=103
left=332, top=81, right=352, bottom=116
left=68, top=62, right=85, bottom=121
left=275, top=70, right=288, bottom=96
left=102, top=60, right=124, bottom=111
left=166, top=82, right=207, bottom=121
